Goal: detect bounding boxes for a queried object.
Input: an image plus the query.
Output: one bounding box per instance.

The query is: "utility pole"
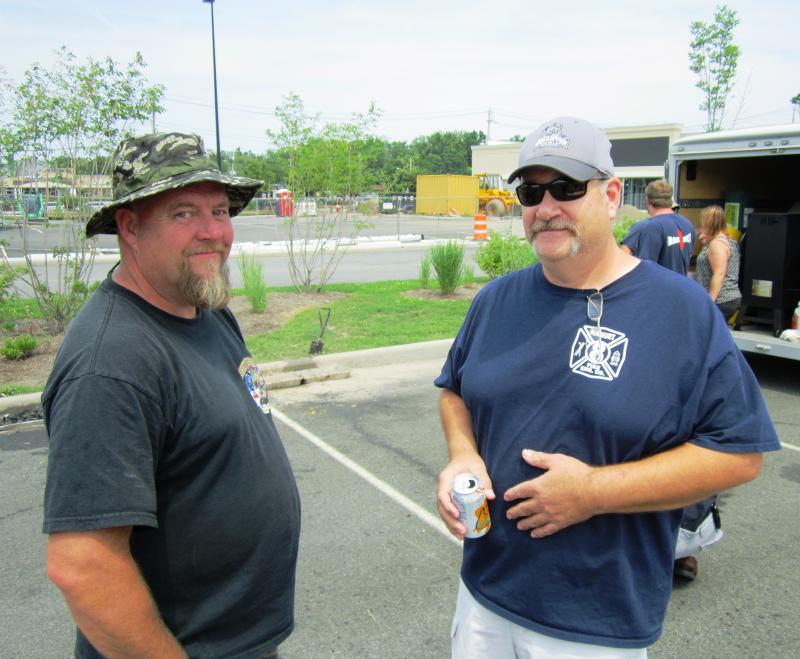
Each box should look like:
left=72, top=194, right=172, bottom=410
left=486, top=108, right=493, bottom=143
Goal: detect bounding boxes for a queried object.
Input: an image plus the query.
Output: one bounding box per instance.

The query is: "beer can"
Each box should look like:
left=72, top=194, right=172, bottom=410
left=451, top=472, right=491, bottom=538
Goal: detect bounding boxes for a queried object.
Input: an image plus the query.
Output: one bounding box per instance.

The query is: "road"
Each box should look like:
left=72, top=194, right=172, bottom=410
left=0, top=213, right=526, bottom=256
left=2, top=213, right=525, bottom=290
left=1, top=352, right=799, bottom=658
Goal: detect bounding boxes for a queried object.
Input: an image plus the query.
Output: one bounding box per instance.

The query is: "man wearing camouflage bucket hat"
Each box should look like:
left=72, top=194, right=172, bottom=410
left=42, top=132, right=300, bottom=659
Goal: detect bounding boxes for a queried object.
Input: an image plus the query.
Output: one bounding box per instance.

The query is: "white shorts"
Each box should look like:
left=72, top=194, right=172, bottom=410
left=675, top=512, right=724, bottom=559
left=451, top=579, right=648, bottom=659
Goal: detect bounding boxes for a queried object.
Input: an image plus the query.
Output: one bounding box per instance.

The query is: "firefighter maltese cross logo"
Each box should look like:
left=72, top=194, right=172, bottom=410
left=570, top=325, right=628, bottom=381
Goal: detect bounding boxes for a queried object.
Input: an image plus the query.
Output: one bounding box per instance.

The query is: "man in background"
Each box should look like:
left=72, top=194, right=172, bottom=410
left=621, top=178, right=694, bottom=275
left=624, top=180, right=720, bottom=582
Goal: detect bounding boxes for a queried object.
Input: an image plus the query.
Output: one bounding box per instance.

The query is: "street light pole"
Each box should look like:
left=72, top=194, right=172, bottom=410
left=203, top=0, right=222, bottom=169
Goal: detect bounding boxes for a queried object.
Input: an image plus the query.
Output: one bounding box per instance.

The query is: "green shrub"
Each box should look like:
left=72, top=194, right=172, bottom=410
left=0, top=264, right=18, bottom=304
left=475, top=231, right=537, bottom=279
left=419, top=255, right=432, bottom=289
left=429, top=240, right=464, bottom=295
left=461, top=264, right=475, bottom=286
left=612, top=215, right=639, bottom=245
left=355, top=200, right=379, bottom=215
left=238, top=252, right=268, bottom=313
left=2, top=334, right=38, bottom=361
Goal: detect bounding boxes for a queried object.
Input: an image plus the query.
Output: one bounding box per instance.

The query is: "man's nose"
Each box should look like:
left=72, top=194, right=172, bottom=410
left=534, top=192, right=561, bottom=220
left=196, top=210, right=228, bottom=239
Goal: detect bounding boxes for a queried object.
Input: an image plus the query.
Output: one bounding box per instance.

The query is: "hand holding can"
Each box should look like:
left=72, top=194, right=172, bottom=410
left=452, top=473, right=491, bottom=538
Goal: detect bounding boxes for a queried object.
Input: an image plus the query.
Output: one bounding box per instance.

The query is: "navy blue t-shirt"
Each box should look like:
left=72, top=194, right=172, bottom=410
left=435, top=261, right=779, bottom=648
left=622, top=213, right=695, bottom=274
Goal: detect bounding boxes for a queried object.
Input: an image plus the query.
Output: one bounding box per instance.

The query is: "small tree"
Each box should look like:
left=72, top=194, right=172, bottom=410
left=267, top=94, right=380, bottom=292
left=0, top=48, right=164, bottom=332
left=689, top=5, right=741, bottom=132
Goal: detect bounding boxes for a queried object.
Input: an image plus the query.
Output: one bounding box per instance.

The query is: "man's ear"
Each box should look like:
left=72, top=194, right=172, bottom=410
left=605, top=178, right=622, bottom=220
left=114, top=206, right=139, bottom=247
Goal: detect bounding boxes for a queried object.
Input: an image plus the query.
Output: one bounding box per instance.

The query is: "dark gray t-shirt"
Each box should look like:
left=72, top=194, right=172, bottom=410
left=43, top=275, right=301, bottom=659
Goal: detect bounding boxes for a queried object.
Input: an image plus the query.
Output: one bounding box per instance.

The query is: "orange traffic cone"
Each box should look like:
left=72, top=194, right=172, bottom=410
left=473, top=212, right=487, bottom=241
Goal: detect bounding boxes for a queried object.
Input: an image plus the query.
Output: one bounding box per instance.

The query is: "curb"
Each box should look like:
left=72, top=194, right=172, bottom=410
left=0, top=339, right=453, bottom=415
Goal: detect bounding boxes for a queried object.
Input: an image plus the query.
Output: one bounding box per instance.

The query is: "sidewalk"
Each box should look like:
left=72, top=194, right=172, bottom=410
left=0, top=339, right=454, bottom=417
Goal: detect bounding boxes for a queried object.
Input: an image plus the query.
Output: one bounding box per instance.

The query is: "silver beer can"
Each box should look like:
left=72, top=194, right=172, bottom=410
left=451, top=472, right=491, bottom=538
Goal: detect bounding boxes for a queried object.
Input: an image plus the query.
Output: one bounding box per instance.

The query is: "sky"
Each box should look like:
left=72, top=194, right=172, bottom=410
left=2, top=0, right=798, bottom=155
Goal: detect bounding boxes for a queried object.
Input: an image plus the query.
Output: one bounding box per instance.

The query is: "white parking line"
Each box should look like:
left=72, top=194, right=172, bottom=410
left=782, top=442, right=800, bottom=452
left=272, top=408, right=461, bottom=547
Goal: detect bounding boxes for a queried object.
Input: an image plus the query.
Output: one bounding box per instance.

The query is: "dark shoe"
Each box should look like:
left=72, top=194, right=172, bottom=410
left=674, top=556, right=698, bottom=581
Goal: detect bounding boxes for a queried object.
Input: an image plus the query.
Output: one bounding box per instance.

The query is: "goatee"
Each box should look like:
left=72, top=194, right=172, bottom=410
left=178, top=259, right=231, bottom=310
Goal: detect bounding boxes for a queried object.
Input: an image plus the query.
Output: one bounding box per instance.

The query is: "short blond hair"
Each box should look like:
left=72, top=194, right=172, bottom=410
left=645, top=179, right=674, bottom=209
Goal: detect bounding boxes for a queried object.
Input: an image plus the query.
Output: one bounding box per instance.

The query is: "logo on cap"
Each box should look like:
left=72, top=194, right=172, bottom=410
left=535, top=123, right=570, bottom=151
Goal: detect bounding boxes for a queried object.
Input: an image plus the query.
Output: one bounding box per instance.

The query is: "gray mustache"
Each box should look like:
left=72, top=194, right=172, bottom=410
left=530, top=220, right=578, bottom=236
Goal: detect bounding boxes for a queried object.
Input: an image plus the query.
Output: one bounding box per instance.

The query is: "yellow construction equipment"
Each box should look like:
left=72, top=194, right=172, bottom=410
left=476, top=173, right=517, bottom=217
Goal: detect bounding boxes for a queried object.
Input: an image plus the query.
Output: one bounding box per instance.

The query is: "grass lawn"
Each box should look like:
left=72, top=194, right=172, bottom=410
left=244, top=279, right=474, bottom=362
left=0, top=279, right=476, bottom=395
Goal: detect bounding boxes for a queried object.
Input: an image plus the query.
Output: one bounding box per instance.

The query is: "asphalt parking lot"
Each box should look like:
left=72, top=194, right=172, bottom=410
left=1, top=349, right=799, bottom=658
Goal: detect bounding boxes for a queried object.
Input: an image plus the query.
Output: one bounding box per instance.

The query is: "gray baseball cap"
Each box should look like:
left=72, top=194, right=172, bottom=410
left=507, top=116, right=615, bottom=184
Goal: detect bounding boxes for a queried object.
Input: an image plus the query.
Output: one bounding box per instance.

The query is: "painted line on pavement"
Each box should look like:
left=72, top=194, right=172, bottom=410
left=782, top=442, right=800, bottom=452
left=272, top=408, right=461, bottom=547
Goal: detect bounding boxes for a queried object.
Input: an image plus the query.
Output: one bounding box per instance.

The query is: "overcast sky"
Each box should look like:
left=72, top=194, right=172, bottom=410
left=2, top=0, right=798, bottom=154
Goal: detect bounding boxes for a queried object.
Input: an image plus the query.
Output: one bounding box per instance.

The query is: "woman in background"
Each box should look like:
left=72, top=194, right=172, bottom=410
left=695, top=205, right=742, bottom=322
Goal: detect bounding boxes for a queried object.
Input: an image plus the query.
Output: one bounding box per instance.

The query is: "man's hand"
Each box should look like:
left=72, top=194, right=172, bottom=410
left=504, top=449, right=597, bottom=538
left=437, top=455, right=495, bottom=540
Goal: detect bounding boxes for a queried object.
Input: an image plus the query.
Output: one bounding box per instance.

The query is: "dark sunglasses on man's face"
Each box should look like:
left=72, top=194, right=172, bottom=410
left=515, top=178, right=590, bottom=206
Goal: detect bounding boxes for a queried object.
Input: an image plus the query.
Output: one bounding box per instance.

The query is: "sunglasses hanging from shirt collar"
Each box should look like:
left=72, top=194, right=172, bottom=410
left=586, top=290, right=605, bottom=361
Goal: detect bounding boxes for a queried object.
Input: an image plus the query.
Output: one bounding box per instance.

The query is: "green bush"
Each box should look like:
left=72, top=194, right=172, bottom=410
left=0, top=264, right=18, bottom=304
left=475, top=231, right=537, bottom=279
left=355, top=200, right=379, bottom=215
left=238, top=252, right=268, bottom=313
left=2, top=334, right=38, bottom=361
left=612, top=215, right=638, bottom=245
left=429, top=240, right=465, bottom=295
left=461, top=264, right=475, bottom=286
left=419, top=255, right=432, bottom=289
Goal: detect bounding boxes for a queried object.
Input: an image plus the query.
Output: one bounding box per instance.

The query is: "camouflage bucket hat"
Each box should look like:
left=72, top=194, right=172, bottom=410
left=86, top=132, right=263, bottom=237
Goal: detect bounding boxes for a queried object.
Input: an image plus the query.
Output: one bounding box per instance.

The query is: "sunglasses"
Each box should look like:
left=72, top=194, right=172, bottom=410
left=515, top=178, right=592, bottom=206
left=586, top=290, right=605, bottom=360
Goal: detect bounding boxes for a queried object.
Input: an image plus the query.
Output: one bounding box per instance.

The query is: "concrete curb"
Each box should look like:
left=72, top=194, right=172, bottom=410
left=0, top=338, right=453, bottom=415
left=259, top=338, right=452, bottom=374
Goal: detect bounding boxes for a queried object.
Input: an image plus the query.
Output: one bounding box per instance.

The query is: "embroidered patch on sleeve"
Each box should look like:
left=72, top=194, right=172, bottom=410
left=239, top=357, right=271, bottom=414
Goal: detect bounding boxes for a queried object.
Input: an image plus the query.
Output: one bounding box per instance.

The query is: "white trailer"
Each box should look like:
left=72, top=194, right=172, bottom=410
left=667, top=124, right=800, bottom=361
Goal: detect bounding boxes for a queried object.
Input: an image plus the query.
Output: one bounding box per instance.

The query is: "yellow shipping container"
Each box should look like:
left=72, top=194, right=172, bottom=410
left=415, top=175, right=479, bottom=216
